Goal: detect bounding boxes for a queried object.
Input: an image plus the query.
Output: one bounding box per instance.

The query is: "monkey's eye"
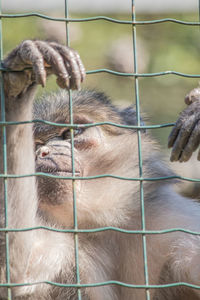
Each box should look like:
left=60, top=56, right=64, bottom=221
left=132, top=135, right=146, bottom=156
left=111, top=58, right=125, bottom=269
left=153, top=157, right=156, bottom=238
left=61, top=128, right=84, bottom=140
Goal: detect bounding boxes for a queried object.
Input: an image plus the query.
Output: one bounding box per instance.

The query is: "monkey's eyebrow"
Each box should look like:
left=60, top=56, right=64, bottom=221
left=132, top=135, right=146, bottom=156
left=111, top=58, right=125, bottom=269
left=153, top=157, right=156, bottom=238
left=73, top=115, right=93, bottom=124
left=35, top=133, right=60, bottom=144
left=46, top=133, right=60, bottom=140
left=35, top=138, right=45, bottom=144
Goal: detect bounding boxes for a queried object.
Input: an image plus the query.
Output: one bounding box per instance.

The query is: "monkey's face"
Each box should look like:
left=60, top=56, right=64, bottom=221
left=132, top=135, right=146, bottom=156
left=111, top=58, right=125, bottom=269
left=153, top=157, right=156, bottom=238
left=34, top=122, right=98, bottom=225
left=34, top=119, right=122, bottom=226
left=33, top=90, right=139, bottom=228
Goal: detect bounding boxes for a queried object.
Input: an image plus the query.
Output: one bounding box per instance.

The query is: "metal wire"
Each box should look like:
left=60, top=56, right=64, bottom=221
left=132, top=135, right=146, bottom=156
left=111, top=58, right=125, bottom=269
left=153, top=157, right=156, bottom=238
left=0, top=13, right=199, bottom=26
left=1, top=280, right=200, bottom=290
left=64, top=1, right=82, bottom=299
left=1, top=279, right=200, bottom=290
left=132, top=1, right=150, bottom=299
left=0, top=67, right=200, bottom=78
left=1, top=226, right=200, bottom=235
left=0, top=172, right=200, bottom=183
left=0, top=0, right=200, bottom=299
left=0, top=119, right=175, bottom=128
left=0, top=2, right=12, bottom=300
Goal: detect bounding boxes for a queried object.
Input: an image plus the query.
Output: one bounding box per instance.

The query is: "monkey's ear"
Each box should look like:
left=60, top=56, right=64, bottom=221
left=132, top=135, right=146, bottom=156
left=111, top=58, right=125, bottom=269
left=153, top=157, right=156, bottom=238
left=120, top=106, right=145, bottom=130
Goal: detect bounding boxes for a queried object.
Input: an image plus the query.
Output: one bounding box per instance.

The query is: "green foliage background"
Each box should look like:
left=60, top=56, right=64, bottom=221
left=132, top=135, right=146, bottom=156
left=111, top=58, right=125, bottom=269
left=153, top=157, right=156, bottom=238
left=2, top=13, right=200, bottom=148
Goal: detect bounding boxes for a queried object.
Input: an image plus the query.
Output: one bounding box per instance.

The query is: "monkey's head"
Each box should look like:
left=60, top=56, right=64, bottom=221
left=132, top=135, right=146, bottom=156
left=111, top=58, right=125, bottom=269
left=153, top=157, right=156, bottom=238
left=33, top=90, right=143, bottom=228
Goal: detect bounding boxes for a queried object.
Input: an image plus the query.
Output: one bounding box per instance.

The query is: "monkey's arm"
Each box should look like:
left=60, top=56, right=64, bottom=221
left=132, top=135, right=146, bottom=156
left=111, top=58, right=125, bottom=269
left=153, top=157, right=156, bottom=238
left=1, top=40, right=85, bottom=225
left=0, top=40, right=85, bottom=294
left=168, top=87, right=200, bottom=162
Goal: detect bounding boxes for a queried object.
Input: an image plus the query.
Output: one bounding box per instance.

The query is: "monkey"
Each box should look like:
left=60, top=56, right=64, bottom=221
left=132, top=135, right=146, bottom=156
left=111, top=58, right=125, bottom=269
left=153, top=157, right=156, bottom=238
left=1, top=40, right=200, bottom=300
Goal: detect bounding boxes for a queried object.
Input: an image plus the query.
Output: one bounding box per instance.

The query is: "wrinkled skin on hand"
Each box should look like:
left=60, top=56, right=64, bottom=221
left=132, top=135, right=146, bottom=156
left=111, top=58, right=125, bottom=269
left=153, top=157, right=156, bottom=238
left=3, top=40, right=85, bottom=98
left=168, top=87, right=200, bottom=162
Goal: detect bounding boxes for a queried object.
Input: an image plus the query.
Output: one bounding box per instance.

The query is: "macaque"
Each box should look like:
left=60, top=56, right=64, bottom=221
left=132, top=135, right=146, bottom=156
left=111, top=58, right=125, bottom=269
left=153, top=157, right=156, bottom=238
left=1, top=40, right=200, bottom=300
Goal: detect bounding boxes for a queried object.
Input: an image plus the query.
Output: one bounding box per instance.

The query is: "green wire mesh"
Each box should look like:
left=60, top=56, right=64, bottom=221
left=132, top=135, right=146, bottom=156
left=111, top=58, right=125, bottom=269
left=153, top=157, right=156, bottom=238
left=0, top=1, right=200, bottom=300
left=0, top=2, right=12, bottom=300
left=64, top=2, right=82, bottom=299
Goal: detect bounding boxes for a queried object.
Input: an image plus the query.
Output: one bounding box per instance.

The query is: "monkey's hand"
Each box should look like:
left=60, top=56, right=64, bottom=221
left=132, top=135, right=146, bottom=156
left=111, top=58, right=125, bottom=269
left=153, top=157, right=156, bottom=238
left=168, top=87, right=200, bottom=162
left=3, top=40, right=85, bottom=98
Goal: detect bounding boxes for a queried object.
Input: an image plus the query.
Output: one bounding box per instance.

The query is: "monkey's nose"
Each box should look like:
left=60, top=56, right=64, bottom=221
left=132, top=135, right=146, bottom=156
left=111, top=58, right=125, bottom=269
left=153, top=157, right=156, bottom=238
left=39, top=146, right=50, bottom=157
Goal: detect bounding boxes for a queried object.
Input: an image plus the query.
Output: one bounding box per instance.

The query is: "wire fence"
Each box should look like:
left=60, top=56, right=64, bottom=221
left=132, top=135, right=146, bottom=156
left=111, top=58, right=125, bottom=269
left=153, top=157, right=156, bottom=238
left=0, top=0, right=200, bottom=300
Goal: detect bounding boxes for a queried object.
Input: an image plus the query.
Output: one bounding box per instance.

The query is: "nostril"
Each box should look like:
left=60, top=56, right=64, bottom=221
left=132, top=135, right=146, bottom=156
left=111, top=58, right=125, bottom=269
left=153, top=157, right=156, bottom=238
left=40, top=146, right=49, bottom=157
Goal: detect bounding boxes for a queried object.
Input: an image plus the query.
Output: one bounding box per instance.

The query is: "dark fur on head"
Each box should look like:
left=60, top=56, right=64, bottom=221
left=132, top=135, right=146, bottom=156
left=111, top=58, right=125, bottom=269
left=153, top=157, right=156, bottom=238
left=33, top=89, right=140, bottom=133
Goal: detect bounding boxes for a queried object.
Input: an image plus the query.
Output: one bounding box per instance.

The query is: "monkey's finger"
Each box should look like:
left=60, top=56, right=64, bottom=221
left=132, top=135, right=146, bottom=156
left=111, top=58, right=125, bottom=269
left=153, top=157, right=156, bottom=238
left=18, top=40, right=47, bottom=87
left=179, top=120, right=200, bottom=162
left=197, top=148, right=200, bottom=161
left=73, top=51, right=86, bottom=83
left=35, top=41, right=70, bottom=89
left=168, top=120, right=182, bottom=148
left=49, top=43, right=82, bottom=90
left=170, top=116, right=196, bottom=162
left=185, top=87, right=200, bottom=105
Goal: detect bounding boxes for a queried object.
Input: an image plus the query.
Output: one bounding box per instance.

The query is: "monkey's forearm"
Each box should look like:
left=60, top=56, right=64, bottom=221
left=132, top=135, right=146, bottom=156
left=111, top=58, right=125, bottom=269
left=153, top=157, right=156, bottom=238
left=0, top=89, right=39, bottom=298
left=0, top=86, right=38, bottom=230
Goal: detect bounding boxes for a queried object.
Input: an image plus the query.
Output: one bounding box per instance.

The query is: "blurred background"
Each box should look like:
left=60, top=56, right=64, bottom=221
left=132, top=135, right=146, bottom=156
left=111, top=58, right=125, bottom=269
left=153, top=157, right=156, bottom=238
left=1, top=0, right=200, bottom=190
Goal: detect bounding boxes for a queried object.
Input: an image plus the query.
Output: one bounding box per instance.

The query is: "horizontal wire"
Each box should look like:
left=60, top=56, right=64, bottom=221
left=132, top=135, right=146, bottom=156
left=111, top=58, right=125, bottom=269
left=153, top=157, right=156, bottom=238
left=86, top=69, right=200, bottom=78
left=0, top=66, right=200, bottom=78
left=0, top=13, right=199, bottom=26
left=0, top=280, right=200, bottom=290
left=0, top=120, right=174, bottom=129
left=0, top=226, right=200, bottom=235
left=0, top=173, right=199, bottom=182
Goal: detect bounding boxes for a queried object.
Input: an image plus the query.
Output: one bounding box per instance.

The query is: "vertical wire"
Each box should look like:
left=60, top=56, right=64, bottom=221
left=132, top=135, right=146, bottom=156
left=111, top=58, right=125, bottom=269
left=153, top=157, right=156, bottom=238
left=0, top=3, right=12, bottom=300
left=199, top=0, right=200, bottom=34
left=131, top=1, right=150, bottom=299
left=199, top=0, right=200, bottom=23
left=64, top=1, right=82, bottom=299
